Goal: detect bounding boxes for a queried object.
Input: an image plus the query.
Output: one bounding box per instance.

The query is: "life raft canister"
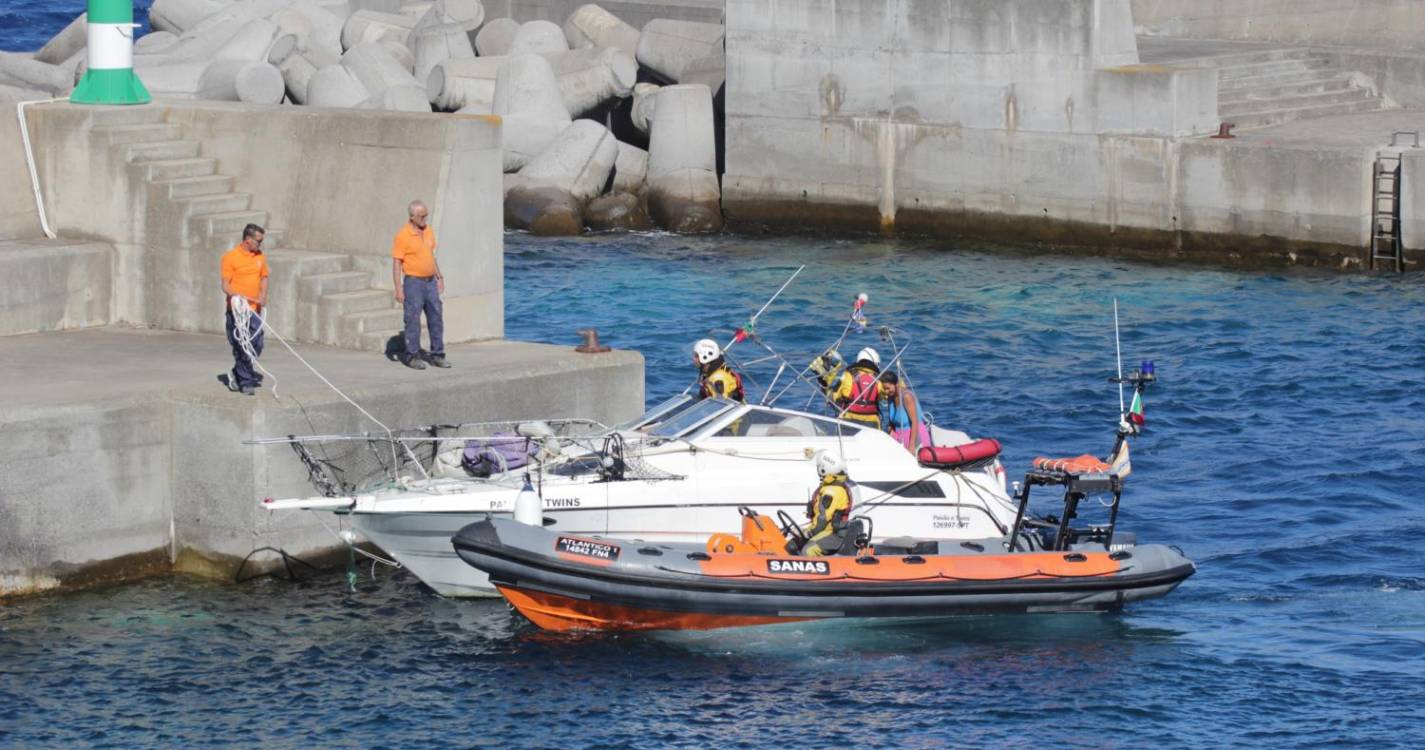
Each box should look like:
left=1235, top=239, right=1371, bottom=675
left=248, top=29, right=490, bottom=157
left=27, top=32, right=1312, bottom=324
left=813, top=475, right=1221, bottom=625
left=844, top=369, right=879, bottom=415
left=917, top=438, right=1003, bottom=469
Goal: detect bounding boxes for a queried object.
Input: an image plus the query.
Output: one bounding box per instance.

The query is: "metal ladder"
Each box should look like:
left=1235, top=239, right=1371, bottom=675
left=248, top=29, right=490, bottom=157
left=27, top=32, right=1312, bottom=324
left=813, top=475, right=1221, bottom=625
left=1371, top=131, right=1419, bottom=272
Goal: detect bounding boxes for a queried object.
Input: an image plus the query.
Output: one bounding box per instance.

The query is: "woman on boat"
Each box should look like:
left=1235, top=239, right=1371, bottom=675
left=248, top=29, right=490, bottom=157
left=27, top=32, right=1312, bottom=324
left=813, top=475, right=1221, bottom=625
left=880, top=371, right=931, bottom=454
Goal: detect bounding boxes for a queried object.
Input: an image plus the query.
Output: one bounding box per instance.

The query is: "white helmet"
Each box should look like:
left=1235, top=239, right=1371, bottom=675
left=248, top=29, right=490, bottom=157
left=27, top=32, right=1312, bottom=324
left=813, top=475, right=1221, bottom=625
left=814, top=450, right=846, bottom=478
left=693, top=338, right=722, bottom=366
left=856, top=347, right=881, bottom=367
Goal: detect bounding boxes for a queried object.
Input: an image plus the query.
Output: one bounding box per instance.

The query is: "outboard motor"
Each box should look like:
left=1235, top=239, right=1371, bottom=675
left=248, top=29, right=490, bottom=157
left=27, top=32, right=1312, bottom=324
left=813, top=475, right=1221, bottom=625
left=514, top=475, right=542, bottom=526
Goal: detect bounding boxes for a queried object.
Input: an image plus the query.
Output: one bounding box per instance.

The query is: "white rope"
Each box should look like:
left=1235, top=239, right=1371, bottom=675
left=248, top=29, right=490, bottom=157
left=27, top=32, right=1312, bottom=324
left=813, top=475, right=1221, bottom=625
left=16, top=98, right=63, bottom=240
left=228, top=295, right=430, bottom=481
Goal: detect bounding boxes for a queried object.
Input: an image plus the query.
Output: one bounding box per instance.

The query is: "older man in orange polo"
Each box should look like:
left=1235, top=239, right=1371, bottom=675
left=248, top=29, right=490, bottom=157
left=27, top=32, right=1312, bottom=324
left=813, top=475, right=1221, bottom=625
left=220, top=223, right=269, bottom=395
left=392, top=199, right=449, bottom=369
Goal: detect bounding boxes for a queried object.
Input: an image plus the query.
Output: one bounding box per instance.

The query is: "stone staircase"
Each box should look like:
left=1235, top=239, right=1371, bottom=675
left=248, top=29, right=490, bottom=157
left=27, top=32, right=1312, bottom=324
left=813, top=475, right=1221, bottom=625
left=87, top=107, right=403, bottom=351
left=1215, top=49, right=1390, bottom=130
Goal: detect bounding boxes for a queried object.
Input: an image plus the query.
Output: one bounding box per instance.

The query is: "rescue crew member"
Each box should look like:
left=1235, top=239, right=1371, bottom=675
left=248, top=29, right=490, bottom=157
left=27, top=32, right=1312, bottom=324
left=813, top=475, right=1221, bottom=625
left=797, top=451, right=854, bottom=557
left=392, top=199, right=450, bottom=370
left=693, top=338, right=745, bottom=401
left=813, top=347, right=883, bottom=428
left=880, top=371, right=931, bottom=454
left=220, top=223, right=268, bottom=396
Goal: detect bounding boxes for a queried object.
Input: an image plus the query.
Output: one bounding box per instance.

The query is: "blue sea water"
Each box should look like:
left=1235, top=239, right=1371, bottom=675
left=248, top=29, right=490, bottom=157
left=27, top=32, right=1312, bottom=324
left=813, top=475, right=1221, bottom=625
left=1, top=1, right=152, bottom=52
left=4, top=232, right=1425, bottom=748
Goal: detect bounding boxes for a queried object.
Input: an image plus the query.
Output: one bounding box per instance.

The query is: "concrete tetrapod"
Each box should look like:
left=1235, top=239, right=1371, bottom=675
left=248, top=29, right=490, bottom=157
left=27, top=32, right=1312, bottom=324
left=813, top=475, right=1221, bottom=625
left=612, top=140, right=648, bottom=195
left=0, top=53, right=72, bottom=96
left=340, top=10, right=417, bottom=50
left=214, top=18, right=297, bottom=64
left=271, top=0, right=346, bottom=59
left=149, top=0, right=233, bottom=34
left=34, top=12, right=89, bottom=65
left=277, top=52, right=318, bottom=103
left=134, top=58, right=284, bottom=103
left=411, top=0, right=485, bottom=43
left=509, top=20, right=569, bottom=55
left=519, top=119, right=619, bottom=203
left=474, top=17, right=518, bottom=56
left=134, top=31, right=181, bottom=54
left=492, top=53, right=571, bottom=172
left=381, top=39, right=416, bottom=73
left=547, top=46, right=637, bottom=119
left=585, top=192, right=651, bottom=231
left=563, top=4, right=640, bottom=54
left=504, top=175, right=583, bottom=235
left=629, top=81, right=659, bottom=135
left=646, top=83, right=721, bottom=233
left=635, top=19, right=723, bottom=84
left=306, top=62, right=368, bottom=107
left=411, top=21, right=476, bottom=84
left=342, top=41, right=428, bottom=112
left=427, top=55, right=504, bottom=112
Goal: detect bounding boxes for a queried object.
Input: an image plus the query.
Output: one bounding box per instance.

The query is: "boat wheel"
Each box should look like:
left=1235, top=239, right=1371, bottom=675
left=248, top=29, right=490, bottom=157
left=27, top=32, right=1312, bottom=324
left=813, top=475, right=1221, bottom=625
left=776, top=510, right=808, bottom=551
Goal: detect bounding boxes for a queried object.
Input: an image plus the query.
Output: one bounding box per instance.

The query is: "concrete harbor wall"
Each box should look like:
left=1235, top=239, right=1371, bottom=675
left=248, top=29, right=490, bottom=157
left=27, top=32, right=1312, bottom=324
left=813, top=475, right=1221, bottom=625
left=21, top=101, right=504, bottom=344
left=0, top=331, right=644, bottom=598
left=722, top=0, right=1421, bottom=268
left=1132, top=0, right=1425, bottom=50
left=0, top=112, right=43, bottom=240
left=484, top=0, right=722, bottom=26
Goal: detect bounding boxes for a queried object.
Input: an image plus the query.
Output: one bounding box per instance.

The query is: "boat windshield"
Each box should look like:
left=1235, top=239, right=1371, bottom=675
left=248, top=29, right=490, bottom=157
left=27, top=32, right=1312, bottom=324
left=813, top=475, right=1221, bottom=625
left=647, top=398, right=738, bottom=438
left=616, top=394, right=698, bottom=431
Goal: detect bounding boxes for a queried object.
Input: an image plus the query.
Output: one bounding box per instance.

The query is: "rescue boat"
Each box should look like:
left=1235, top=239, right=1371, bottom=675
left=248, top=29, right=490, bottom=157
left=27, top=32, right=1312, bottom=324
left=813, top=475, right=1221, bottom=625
left=453, top=462, right=1196, bottom=632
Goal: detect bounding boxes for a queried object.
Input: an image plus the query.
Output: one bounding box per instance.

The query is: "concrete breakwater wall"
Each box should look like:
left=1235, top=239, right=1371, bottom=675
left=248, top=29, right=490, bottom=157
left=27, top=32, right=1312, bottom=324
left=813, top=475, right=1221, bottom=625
left=0, top=331, right=644, bottom=598
left=722, top=0, right=1423, bottom=268
left=1132, top=0, right=1425, bottom=51
left=21, top=101, right=503, bottom=346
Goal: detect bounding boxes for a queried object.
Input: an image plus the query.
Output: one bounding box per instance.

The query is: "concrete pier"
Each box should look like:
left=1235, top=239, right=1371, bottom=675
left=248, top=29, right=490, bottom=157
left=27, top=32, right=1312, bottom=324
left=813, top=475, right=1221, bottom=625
left=722, top=0, right=1425, bottom=269
left=0, top=328, right=643, bottom=597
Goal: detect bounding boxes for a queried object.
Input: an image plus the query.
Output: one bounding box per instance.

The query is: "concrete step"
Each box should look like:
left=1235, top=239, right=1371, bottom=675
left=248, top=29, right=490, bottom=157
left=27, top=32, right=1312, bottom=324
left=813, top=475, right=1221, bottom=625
left=1228, top=98, right=1386, bottom=130
left=177, top=192, right=252, bottom=216
left=321, top=289, right=394, bottom=318
left=1192, top=48, right=1317, bottom=68
left=122, top=140, right=201, bottom=163
left=299, top=271, right=371, bottom=301
left=268, top=249, right=349, bottom=277
left=136, top=157, right=218, bottom=181
left=1220, top=68, right=1354, bottom=92
left=342, top=309, right=406, bottom=346
left=157, top=174, right=235, bottom=200
left=192, top=209, right=270, bottom=247
left=1220, top=87, right=1376, bottom=117
left=359, top=329, right=405, bottom=353
left=1218, top=57, right=1331, bottom=81
left=88, top=105, right=163, bottom=127
left=94, top=123, right=184, bottom=145
left=1219, top=76, right=1353, bottom=104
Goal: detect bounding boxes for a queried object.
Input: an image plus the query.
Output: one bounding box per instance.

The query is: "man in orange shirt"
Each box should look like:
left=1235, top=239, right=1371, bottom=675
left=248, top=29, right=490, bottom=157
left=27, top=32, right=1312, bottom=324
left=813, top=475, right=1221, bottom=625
left=392, top=199, right=449, bottom=369
left=220, top=223, right=269, bottom=395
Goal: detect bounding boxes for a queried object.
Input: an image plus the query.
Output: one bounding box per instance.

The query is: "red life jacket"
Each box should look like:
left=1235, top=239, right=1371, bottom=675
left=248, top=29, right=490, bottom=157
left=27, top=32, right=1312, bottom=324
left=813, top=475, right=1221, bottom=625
left=844, top=368, right=880, bottom=415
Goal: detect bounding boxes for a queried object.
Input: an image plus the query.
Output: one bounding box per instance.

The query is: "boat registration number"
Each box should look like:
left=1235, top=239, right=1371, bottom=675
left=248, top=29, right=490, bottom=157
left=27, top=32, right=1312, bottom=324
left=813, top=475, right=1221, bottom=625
left=556, top=536, right=621, bottom=561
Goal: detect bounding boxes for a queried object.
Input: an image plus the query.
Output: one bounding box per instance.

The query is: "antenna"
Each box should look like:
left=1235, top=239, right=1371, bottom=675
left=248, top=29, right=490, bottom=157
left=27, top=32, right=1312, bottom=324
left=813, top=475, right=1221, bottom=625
left=1113, top=299, right=1125, bottom=419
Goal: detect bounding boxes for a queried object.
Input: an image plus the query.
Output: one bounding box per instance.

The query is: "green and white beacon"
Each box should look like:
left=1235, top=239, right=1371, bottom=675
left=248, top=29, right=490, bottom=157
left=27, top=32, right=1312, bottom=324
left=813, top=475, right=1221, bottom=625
left=70, top=0, right=151, bottom=105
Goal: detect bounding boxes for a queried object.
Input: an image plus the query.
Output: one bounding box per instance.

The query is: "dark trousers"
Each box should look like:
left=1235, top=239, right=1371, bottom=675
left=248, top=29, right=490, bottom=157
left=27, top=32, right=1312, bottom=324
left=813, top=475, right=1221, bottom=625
left=402, top=275, right=444, bottom=358
left=225, top=307, right=264, bottom=388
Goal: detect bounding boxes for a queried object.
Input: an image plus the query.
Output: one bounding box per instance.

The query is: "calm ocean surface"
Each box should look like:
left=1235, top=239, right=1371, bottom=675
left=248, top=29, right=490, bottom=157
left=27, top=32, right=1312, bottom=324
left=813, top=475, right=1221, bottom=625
left=5, top=232, right=1425, bottom=748
left=6, top=7, right=1425, bottom=750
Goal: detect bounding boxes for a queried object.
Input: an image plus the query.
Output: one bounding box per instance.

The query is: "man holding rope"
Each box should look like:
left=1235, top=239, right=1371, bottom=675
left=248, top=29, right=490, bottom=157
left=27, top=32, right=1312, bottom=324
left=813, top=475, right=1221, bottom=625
left=220, top=223, right=269, bottom=396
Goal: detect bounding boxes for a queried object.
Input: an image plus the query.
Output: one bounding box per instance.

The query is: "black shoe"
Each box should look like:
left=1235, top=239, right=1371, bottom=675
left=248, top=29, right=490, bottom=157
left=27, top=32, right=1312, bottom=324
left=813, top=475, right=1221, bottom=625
left=403, top=356, right=427, bottom=370
left=428, top=355, right=451, bottom=369
left=223, top=371, right=241, bottom=393
left=241, top=385, right=256, bottom=396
